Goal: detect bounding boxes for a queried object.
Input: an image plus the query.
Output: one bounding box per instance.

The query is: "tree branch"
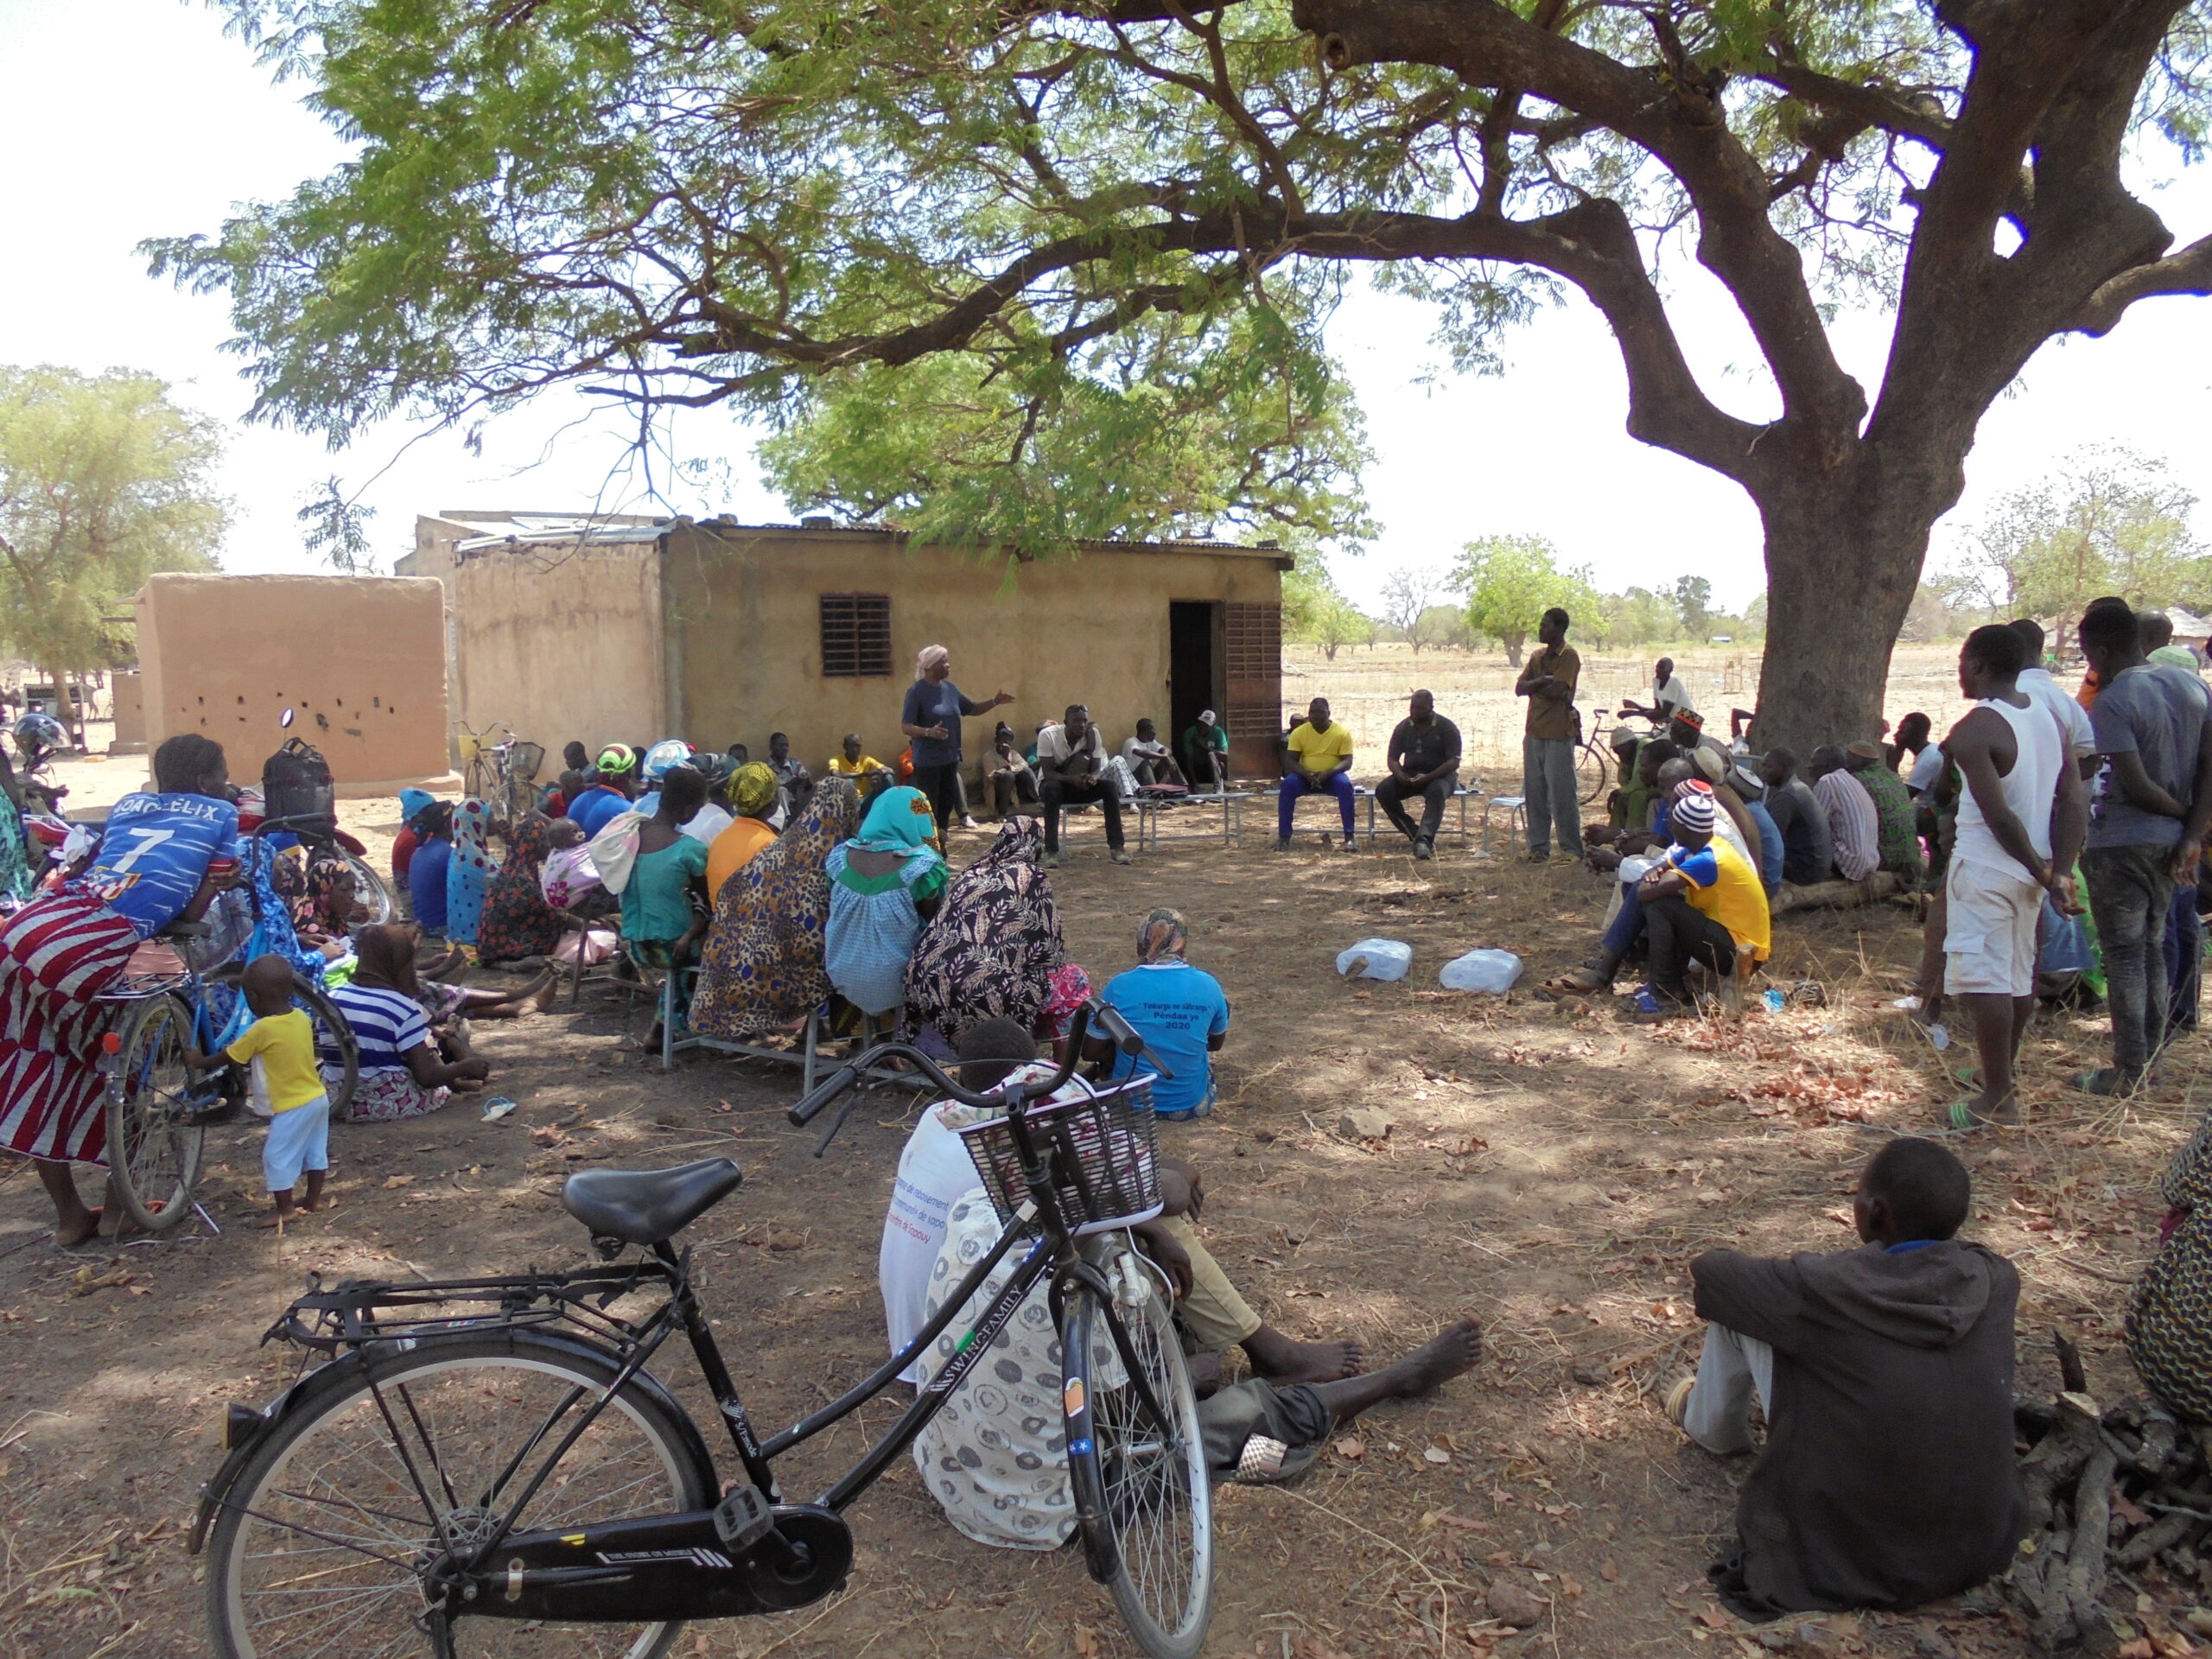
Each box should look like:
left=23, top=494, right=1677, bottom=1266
left=2065, top=232, right=2212, bottom=335
left=1290, top=0, right=1867, bottom=453
left=1753, top=59, right=1951, bottom=150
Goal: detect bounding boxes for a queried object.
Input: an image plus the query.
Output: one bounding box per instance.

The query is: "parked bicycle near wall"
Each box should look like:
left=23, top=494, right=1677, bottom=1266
left=194, top=1003, right=1212, bottom=1659
left=458, top=721, right=546, bottom=820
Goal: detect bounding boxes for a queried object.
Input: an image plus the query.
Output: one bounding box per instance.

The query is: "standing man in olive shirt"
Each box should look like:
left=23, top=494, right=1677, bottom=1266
left=1516, top=607, right=1584, bottom=861
left=1375, top=690, right=1461, bottom=861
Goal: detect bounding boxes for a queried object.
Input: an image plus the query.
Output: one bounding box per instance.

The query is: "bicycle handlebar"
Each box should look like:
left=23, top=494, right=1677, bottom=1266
left=785, top=1000, right=1177, bottom=1155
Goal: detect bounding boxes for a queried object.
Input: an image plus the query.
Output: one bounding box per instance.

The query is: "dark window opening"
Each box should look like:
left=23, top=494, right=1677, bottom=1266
left=819, top=594, right=893, bottom=677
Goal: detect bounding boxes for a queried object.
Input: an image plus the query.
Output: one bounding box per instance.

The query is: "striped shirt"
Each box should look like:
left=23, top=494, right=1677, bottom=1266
left=323, top=982, right=428, bottom=1073
left=1814, top=770, right=1880, bottom=882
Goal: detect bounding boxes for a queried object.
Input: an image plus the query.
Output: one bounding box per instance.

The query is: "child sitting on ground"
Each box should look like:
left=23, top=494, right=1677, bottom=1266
left=1668, top=1136, right=2024, bottom=1618
left=186, top=954, right=334, bottom=1228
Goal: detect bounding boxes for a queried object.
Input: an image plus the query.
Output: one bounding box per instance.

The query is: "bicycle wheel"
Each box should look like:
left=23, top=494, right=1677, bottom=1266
left=205, top=1333, right=715, bottom=1659
left=1064, top=1252, right=1214, bottom=1659
left=342, top=850, right=396, bottom=927
left=207, top=964, right=359, bottom=1120
left=1578, top=738, right=1612, bottom=804
left=105, top=993, right=205, bottom=1232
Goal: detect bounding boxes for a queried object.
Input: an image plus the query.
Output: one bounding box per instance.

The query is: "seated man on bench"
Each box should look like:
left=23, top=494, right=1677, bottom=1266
left=1374, top=689, right=1461, bottom=861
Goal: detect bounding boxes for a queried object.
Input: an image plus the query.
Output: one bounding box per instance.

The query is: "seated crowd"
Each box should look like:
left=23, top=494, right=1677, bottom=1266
left=15, top=614, right=2211, bottom=1634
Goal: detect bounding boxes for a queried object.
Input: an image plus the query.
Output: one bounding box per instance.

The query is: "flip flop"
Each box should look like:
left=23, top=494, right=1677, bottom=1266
left=1535, top=968, right=1610, bottom=1000
left=1942, top=1099, right=1990, bottom=1133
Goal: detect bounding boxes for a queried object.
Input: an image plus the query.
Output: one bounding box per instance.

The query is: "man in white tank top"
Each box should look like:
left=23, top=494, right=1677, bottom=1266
left=1939, top=625, right=2088, bottom=1129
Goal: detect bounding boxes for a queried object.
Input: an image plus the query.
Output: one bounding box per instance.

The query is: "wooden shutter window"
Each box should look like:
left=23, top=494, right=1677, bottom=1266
left=820, top=594, right=893, bottom=677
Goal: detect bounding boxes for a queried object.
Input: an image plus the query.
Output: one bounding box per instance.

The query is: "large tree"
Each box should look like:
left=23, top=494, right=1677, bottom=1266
left=1452, top=532, right=1598, bottom=664
left=157, top=1, right=2212, bottom=747
left=0, top=367, right=226, bottom=745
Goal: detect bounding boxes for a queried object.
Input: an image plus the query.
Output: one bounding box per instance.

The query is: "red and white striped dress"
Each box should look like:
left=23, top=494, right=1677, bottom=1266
left=0, top=890, right=141, bottom=1166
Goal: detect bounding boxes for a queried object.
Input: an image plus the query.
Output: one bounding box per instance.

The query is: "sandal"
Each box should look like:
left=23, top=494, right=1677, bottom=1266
left=1535, top=967, right=1611, bottom=1000
left=1626, top=988, right=1689, bottom=1022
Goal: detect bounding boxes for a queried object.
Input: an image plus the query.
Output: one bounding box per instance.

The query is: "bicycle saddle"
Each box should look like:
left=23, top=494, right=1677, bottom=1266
left=562, top=1158, right=742, bottom=1245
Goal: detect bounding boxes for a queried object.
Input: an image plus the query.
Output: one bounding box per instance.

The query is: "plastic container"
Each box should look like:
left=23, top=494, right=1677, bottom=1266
left=1439, top=949, right=1522, bottom=994
left=1336, top=938, right=1413, bottom=981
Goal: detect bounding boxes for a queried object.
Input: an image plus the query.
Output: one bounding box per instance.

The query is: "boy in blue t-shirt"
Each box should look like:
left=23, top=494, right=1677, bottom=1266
left=1093, top=907, right=1230, bottom=1120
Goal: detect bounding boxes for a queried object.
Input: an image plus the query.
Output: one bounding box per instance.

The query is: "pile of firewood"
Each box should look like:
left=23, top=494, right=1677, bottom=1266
left=2008, top=1336, right=2211, bottom=1654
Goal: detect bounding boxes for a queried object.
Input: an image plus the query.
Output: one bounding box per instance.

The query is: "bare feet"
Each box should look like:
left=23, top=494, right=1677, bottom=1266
left=54, top=1209, right=101, bottom=1249
left=524, top=969, right=559, bottom=1013
left=94, top=1207, right=144, bottom=1242
left=1243, top=1328, right=1366, bottom=1386
left=1377, top=1319, right=1485, bottom=1398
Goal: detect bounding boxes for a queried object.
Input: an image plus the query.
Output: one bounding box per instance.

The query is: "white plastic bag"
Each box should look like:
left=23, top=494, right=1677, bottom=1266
left=1440, top=949, right=1522, bottom=994
left=1335, top=938, right=1412, bottom=981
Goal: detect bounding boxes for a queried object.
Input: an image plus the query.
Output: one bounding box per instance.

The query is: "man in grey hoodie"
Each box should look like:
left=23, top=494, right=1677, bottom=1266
left=1669, top=1137, right=2025, bottom=1618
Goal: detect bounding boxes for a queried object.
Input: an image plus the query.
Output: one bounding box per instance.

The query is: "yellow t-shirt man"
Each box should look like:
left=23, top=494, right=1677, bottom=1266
left=828, top=753, right=888, bottom=779
left=1670, top=836, right=1771, bottom=963
left=1286, top=721, right=1353, bottom=779
left=224, top=1009, right=326, bottom=1112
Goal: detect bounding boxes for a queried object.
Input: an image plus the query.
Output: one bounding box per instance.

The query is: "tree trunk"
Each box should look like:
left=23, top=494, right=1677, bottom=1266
left=1502, top=632, right=1524, bottom=667
left=1751, top=490, right=1929, bottom=755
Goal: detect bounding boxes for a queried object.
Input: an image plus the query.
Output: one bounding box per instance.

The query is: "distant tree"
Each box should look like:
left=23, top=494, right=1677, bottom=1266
left=1673, top=575, right=1716, bottom=641
left=0, top=367, right=226, bottom=746
left=1313, top=596, right=1370, bottom=661
left=1415, top=602, right=1467, bottom=653
left=1451, top=535, right=1599, bottom=667
left=1380, top=566, right=1445, bottom=653
left=1897, top=584, right=1961, bottom=644
left=1741, top=593, right=1769, bottom=643
left=1360, top=613, right=1384, bottom=653
left=1944, top=448, right=2207, bottom=648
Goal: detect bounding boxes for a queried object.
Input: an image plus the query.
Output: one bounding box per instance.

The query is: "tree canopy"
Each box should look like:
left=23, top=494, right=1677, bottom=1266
left=0, top=367, right=226, bottom=736
left=156, top=0, right=2212, bottom=745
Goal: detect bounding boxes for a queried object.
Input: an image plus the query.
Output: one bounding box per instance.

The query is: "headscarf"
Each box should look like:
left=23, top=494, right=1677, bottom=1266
left=398, top=788, right=435, bottom=827
left=595, top=743, right=638, bottom=778
left=903, top=818, right=1067, bottom=1045
left=1045, top=963, right=1092, bottom=1036
left=915, top=644, right=950, bottom=681
left=689, top=778, right=863, bottom=1042
left=731, top=762, right=779, bottom=818
left=1137, top=907, right=1189, bottom=963
left=444, top=798, right=499, bottom=946
left=854, top=785, right=938, bottom=855
left=295, top=846, right=355, bottom=936
left=477, top=815, right=569, bottom=963
left=643, top=738, right=695, bottom=782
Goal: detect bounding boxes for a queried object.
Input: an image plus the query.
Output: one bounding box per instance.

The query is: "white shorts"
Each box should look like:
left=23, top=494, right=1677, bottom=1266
left=1943, top=859, right=2044, bottom=998
left=264, top=1095, right=331, bottom=1193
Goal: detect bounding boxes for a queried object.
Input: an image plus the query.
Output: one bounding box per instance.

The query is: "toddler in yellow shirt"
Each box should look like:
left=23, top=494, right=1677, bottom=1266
left=186, top=954, right=333, bottom=1226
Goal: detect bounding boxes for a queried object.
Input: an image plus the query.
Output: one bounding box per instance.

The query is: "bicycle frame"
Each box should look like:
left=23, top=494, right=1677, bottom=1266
left=208, top=1013, right=1185, bottom=1637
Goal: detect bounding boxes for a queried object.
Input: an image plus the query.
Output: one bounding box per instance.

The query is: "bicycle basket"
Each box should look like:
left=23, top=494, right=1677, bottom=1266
left=506, top=740, right=545, bottom=782
left=954, top=1077, right=1161, bottom=1236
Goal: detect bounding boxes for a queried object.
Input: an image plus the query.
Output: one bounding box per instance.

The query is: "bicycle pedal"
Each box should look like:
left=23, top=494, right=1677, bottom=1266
left=713, top=1485, right=777, bottom=1552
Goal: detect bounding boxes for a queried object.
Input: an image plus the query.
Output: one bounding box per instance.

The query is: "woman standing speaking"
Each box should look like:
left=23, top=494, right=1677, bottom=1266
left=901, top=645, right=1012, bottom=836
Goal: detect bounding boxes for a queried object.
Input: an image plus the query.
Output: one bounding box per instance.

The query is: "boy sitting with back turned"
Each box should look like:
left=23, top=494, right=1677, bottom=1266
left=186, top=953, right=334, bottom=1229
left=1668, top=1137, right=2024, bottom=1619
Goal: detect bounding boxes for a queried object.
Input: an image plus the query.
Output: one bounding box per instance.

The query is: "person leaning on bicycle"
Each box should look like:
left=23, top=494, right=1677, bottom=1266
left=0, top=734, right=245, bottom=1247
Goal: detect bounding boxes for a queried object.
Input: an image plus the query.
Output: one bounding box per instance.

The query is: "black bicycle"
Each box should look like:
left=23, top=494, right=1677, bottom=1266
left=194, top=1004, right=1214, bottom=1659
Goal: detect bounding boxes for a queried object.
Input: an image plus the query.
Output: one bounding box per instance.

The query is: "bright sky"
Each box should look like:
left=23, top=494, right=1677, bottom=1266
left=4, top=0, right=2209, bottom=617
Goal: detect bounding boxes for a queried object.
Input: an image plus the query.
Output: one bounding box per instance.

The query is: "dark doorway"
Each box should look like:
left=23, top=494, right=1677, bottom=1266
left=1168, top=601, right=1221, bottom=775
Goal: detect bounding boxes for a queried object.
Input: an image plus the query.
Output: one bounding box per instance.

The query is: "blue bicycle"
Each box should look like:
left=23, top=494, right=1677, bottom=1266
left=97, top=818, right=359, bottom=1233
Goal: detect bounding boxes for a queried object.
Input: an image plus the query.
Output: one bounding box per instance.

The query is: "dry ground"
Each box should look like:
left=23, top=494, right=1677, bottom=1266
left=3, top=650, right=2202, bottom=1659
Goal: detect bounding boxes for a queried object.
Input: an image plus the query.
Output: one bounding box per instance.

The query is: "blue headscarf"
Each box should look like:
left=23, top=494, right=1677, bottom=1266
left=851, top=785, right=939, bottom=855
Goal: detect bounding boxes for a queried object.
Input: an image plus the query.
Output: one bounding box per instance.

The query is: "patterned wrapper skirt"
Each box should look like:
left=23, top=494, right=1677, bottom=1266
left=0, top=891, right=141, bottom=1166
left=336, top=1067, right=452, bottom=1124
